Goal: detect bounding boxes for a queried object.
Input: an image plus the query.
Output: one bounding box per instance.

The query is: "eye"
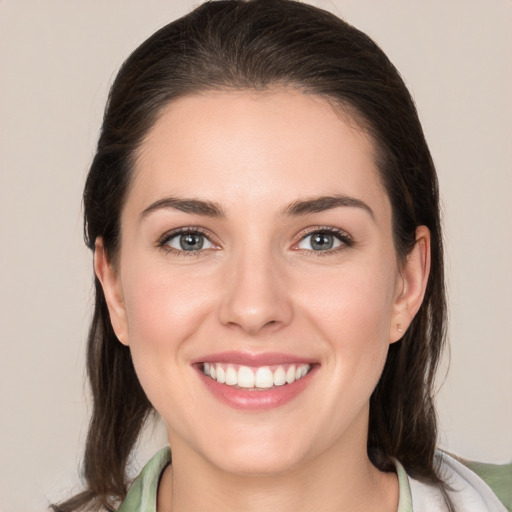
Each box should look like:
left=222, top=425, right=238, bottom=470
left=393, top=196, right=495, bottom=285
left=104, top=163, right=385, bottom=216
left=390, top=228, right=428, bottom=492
left=296, top=229, right=351, bottom=252
left=159, top=229, right=216, bottom=253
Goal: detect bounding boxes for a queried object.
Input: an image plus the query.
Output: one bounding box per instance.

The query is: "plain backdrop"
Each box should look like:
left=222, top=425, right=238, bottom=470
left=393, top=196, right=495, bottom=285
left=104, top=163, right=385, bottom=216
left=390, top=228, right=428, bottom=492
left=0, top=1, right=511, bottom=510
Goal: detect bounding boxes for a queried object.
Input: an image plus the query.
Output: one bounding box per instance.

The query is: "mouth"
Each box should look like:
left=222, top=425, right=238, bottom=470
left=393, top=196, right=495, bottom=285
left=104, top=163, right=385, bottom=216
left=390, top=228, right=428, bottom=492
left=193, top=352, right=318, bottom=410
left=201, top=362, right=312, bottom=390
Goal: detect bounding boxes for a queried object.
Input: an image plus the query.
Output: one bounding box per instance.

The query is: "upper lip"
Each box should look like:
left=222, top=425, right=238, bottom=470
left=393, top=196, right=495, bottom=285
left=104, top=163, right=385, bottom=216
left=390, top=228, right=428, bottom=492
left=191, top=351, right=317, bottom=367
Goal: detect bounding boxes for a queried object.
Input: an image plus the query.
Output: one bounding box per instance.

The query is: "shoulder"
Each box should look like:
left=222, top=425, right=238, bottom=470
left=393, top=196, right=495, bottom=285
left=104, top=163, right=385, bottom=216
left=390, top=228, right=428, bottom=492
left=118, top=446, right=171, bottom=512
left=406, top=451, right=508, bottom=512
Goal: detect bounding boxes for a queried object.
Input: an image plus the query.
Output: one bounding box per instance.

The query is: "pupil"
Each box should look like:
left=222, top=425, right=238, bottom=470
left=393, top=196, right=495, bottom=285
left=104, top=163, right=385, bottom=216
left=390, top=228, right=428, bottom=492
left=311, top=233, right=333, bottom=250
left=180, top=233, right=203, bottom=251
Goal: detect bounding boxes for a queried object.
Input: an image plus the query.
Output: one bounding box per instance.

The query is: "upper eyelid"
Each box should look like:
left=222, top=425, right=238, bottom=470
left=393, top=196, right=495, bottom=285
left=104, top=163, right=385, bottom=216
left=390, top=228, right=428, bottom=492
left=157, top=226, right=218, bottom=246
left=292, top=226, right=354, bottom=253
left=296, top=226, right=352, bottom=241
left=156, top=225, right=352, bottom=249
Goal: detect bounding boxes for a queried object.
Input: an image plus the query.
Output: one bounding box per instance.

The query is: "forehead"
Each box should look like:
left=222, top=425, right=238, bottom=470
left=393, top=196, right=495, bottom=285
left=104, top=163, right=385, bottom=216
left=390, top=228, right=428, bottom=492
left=128, top=89, right=389, bottom=220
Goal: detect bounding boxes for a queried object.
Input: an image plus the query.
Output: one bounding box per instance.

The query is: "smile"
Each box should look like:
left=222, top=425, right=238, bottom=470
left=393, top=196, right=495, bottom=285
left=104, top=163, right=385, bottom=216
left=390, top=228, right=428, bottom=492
left=194, top=352, right=318, bottom=410
left=202, top=362, right=311, bottom=390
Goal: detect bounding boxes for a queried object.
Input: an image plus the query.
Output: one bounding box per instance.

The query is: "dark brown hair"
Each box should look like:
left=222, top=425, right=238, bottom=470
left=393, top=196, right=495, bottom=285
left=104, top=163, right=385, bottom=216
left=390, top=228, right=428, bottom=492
left=54, top=0, right=447, bottom=510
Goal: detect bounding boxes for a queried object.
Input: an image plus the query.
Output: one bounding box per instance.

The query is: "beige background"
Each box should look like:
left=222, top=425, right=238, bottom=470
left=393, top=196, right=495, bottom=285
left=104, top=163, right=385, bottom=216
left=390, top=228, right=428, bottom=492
left=0, top=1, right=510, bottom=510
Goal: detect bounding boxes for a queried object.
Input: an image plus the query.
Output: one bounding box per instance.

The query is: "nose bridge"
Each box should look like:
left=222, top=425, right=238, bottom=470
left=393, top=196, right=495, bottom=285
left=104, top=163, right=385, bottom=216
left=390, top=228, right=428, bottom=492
left=218, top=240, right=293, bottom=335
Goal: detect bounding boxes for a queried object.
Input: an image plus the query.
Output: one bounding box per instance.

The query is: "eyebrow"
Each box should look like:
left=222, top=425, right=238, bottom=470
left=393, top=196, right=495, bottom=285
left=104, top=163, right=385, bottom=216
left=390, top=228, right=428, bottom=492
left=140, top=193, right=374, bottom=221
left=281, top=194, right=374, bottom=219
left=140, top=197, right=225, bottom=220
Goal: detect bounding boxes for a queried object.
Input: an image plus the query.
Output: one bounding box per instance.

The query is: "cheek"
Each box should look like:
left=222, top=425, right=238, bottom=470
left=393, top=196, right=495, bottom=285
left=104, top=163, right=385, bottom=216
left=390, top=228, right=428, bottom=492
left=122, top=260, right=216, bottom=342
left=296, top=256, right=399, bottom=402
left=285, top=259, right=399, bottom=443
left=120, top=262, right=222, bottom=396
left=298, top=260, right=398, bottom=346
left=119, top=264, right=222, bottom=422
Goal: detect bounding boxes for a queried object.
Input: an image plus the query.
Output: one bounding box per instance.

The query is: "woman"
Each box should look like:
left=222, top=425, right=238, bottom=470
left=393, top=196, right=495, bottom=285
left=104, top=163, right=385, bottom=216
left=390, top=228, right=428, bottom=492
left=53, top=1, right=506, bottom=511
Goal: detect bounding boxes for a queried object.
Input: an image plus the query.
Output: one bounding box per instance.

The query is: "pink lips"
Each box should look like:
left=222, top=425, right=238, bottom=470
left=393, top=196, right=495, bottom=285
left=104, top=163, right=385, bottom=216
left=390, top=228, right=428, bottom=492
left=192, top=351, right=314, bottom=366
left=193, top=351, right=318, bottom=410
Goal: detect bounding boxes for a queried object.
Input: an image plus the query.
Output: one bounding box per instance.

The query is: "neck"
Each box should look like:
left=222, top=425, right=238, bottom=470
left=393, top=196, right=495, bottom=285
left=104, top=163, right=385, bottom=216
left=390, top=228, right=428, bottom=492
left=157, top=432, right=398, bottom=512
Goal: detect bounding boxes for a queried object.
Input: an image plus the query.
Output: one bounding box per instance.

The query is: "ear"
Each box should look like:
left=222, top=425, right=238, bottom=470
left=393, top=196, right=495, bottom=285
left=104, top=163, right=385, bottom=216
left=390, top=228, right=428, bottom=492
left=94, top=238, right=129, bottom=346
left=389, top=226, right=431, bottom=343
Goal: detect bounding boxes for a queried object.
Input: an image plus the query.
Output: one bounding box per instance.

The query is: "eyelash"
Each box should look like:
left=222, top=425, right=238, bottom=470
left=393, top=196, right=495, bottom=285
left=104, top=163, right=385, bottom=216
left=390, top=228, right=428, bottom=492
left=156, top=227, right=218, bottom=257
left=293, top=226, right=354, bottom=256
left=156, top=226, right=354, bottom=256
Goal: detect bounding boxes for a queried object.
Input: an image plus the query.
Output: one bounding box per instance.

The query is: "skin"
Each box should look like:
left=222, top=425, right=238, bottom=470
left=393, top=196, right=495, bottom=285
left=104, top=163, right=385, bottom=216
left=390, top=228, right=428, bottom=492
left=95, top=89, right=430, bottom=512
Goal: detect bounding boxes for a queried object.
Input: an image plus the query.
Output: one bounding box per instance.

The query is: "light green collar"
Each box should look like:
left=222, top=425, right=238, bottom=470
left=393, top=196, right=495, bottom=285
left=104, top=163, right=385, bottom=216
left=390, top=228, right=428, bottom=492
left=395, top=459, right=414, bottom=512
left=118, top=446, right=171, bottom=512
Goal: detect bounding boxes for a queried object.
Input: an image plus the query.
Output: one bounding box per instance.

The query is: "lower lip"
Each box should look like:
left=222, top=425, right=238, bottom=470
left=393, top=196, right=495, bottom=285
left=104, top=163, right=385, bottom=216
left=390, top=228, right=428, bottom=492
left=197, top=367, right=316, bottom=410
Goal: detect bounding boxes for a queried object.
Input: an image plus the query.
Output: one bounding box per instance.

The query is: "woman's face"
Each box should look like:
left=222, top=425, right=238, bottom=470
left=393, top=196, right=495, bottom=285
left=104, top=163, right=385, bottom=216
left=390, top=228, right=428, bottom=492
left=97, top=89, right=428, bottom=476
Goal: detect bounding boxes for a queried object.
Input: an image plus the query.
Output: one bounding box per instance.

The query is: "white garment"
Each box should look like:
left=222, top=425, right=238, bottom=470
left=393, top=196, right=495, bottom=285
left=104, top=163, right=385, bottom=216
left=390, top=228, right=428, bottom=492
left=407, top=452, right=507, bottom=512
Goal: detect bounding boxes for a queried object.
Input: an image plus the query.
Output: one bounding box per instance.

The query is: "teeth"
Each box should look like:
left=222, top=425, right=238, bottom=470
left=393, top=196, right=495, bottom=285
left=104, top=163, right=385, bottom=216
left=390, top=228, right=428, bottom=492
left=225, top=365, right=237, bottom=386
left=286, top=365, right=296, bottom=383
left=216, top=365, right=226, bottom=384
left=238, top=366, right=255, bottom=388
left=273, top=366, right=286, bottom=386
left=203, top=362, right=311, bottom=389
left=255, top=367, right=274, bottom=389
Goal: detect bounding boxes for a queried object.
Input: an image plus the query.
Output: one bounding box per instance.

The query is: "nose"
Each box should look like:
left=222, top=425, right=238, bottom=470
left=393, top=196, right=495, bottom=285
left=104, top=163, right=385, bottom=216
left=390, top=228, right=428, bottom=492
left=218, top=250, right=294, bottom=336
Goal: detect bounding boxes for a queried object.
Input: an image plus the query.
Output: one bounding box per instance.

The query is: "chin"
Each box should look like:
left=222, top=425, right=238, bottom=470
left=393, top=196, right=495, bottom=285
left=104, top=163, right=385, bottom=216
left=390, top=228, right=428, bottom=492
left=195, top=427, right=313, bottom=477
left=211, top=449, right=304, bottom=478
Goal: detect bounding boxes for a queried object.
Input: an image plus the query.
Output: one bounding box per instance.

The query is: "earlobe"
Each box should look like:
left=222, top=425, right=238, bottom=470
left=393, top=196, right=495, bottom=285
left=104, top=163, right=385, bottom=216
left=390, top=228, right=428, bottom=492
left=389, top=226, right=431, bottom=343
left=94, top=238, right=129, bottom=346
